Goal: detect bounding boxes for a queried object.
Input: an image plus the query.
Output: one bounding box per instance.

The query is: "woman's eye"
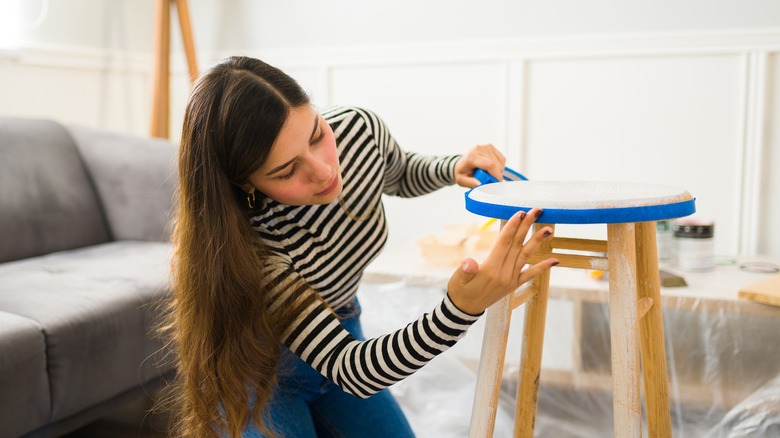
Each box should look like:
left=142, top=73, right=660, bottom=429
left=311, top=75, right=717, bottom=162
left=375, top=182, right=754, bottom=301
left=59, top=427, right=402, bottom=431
left=311, top=129, right=325, bottom=145
left=279, top=163, right=298, bottom=180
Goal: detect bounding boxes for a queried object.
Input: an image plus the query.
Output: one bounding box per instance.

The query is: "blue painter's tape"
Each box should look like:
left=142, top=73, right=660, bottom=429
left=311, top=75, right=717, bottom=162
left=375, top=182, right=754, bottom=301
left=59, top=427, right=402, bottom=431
left=474, top=167, right=529, bottom=185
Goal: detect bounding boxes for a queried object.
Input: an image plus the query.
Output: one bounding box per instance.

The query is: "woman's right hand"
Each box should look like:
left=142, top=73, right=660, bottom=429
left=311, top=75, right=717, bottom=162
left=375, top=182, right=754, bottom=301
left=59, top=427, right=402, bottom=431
left=447, top=208, right=559, bottom=315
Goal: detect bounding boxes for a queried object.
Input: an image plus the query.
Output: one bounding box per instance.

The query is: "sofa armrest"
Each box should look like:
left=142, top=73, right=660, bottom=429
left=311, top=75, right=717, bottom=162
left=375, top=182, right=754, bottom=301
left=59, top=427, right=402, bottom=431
left=67, top=126, right=178, bottom=242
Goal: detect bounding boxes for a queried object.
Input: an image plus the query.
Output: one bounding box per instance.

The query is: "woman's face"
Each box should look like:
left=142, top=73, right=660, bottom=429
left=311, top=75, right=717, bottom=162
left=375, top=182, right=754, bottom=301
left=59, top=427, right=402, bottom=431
left=243, top=105, right=342, bottom=206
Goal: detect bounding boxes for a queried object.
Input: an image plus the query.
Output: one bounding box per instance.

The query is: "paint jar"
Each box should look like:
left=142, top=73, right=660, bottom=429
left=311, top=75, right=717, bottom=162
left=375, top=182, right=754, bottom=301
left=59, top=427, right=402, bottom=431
left=673, top=220, right=715, bottom=271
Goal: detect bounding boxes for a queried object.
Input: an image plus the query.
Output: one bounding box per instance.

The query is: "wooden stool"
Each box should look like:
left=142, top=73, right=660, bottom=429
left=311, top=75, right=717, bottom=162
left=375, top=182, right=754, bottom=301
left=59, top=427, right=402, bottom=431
left=465, top=181, right=696, bottom=437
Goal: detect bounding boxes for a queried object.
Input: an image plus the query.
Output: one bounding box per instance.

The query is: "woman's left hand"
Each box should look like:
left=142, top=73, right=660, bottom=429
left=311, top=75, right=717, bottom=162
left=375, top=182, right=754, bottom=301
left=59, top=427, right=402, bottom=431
left=454, top=143, right=506, bottom=188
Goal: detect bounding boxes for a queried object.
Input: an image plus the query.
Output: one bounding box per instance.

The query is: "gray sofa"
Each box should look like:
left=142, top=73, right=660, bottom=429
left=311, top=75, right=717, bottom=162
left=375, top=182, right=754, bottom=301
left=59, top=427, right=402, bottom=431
left=0, top=118, right=178, bottom=437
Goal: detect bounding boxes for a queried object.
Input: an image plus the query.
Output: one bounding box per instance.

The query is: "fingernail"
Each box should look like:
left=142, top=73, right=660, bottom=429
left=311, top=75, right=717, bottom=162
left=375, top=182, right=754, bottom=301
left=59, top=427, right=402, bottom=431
left=462, top=260, right=470, bottom=271
left=552, top=261, right=560, bottom=266
left=535, top=209, right=543, bottom=218
left=544, top=230, right=552, bottom=237
left=519, top=212, right=527, bottom=220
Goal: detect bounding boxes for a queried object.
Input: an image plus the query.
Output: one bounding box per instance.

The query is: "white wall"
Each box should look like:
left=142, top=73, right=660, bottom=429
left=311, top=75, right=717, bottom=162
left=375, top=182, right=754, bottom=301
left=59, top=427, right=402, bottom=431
left=37, top=0, right=780, bottom=46
left=219, top=0, right=780, bottom=48
left=1, top=1, right=779, bottom=256
left=19, top=0, right=780, bottom=52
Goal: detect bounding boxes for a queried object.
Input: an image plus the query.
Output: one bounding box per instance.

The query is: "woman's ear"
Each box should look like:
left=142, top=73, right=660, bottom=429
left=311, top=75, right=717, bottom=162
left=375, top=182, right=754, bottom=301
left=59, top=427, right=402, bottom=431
left=240, top=183, right=254, bottom=194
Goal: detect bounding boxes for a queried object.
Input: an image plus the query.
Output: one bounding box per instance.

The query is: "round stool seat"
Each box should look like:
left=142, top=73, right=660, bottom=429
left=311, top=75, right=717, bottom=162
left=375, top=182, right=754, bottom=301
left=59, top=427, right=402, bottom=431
left=466, top=181, right=695, bottom=224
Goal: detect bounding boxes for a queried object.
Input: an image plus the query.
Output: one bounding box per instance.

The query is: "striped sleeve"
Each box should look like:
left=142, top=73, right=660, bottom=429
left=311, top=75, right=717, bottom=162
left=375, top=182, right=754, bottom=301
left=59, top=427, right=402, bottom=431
left=351, top=108, right=460, bottom=198
left=263, top=257, right=481, bottom=398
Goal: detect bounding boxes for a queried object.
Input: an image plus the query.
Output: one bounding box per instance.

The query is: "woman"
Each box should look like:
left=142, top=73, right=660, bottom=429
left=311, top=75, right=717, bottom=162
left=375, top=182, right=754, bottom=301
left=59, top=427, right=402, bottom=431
left=166, top=55, right=558, bottom=437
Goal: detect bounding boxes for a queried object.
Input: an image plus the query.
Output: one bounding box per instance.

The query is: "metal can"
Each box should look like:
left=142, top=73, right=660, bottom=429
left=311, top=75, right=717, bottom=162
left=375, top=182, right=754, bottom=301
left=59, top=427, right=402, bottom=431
left=673, top=221, right=715, bottom=271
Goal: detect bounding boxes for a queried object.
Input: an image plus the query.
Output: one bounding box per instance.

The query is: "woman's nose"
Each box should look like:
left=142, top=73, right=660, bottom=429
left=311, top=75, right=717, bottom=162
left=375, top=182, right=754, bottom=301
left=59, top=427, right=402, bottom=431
left=308, top=155, right=331, bottom=182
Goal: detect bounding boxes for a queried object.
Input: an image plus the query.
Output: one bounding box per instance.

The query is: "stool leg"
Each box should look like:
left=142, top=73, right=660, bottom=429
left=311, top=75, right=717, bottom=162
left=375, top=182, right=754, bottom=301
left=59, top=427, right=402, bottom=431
left=469, top=294, right=513, bottom=438
left=514, top=223, right=553, bottom=438
left=635, top=222, right=672, bottom=437
left=607, top=223, right=642, bottom=437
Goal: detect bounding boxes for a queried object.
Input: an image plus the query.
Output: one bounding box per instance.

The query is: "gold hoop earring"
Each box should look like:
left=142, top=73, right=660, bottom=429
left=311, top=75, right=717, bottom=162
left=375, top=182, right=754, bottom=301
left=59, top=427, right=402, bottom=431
left=246, top=191, right=256, bottom=209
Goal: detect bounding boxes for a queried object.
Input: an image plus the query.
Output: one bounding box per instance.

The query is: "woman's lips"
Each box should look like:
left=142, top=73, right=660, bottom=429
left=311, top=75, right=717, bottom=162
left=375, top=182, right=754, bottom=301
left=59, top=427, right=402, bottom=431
left=315, top=175, right=339, bottom=196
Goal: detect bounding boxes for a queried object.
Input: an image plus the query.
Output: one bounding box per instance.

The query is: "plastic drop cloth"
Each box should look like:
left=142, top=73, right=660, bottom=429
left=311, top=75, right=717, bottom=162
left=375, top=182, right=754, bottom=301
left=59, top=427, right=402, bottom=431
left=358, top=269, right=780, bottom=438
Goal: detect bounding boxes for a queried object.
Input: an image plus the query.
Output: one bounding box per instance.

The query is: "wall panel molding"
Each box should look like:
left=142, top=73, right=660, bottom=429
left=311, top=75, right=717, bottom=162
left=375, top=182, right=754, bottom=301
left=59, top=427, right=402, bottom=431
left=12, top=29, right=780, bottom=78
left=244, top=29, right=780, bottom=66
left=15, top=42, right=150, bottom=73
left=738, top=51, right=770, bottom=255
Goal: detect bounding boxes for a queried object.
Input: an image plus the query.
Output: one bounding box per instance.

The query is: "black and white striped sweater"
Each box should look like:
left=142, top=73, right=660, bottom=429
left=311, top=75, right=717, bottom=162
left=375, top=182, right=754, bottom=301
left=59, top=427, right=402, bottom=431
left=249, top=106, right=480, bottom=398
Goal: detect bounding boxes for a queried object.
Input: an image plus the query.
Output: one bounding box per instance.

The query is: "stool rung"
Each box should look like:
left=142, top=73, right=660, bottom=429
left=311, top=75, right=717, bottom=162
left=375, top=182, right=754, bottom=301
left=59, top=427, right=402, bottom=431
left=511, top=286, right=537, bottom=309
left=551, top=237, right=608, bottom=253
left=529, top=253, right=609, bottom=271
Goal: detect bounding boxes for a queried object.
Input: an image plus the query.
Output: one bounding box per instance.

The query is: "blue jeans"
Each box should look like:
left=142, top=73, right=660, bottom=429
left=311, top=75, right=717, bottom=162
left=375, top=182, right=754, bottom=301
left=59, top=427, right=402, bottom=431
left=243, top=299, right=416, bottom=438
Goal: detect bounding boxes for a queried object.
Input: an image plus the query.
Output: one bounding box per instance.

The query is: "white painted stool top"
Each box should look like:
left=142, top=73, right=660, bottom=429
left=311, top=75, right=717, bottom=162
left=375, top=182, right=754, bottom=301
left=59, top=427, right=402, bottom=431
left=465, top=181, right=695, bottom=224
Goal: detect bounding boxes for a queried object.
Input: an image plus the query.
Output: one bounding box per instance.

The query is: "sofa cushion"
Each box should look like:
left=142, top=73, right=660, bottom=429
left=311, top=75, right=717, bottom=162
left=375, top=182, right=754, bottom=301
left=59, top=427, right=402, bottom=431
left=0, top=312, right=49, bottom=438
left=0, top=241, right=174, bottom=423
left=0, top=118, right=111, bottom=263
left=67, top=125, right=178, bottom=242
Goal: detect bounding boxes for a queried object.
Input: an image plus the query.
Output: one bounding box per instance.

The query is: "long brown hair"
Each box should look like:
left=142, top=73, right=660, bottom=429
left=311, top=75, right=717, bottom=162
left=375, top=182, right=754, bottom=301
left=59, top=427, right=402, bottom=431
left=161, top=56, right=314, bottom=437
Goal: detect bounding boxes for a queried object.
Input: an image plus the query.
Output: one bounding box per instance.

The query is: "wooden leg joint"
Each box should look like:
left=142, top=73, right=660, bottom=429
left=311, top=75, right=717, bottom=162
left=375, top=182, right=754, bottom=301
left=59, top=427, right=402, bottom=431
left=637, top=297, right=655, bottom=319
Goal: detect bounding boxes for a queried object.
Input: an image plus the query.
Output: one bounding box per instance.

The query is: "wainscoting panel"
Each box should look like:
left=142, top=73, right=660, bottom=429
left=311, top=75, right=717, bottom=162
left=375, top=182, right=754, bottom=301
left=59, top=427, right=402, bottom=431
left=523, top=54, right=744, bottom=254
left=329, top=62, right=509, bottom=156
left=0, top=46, right=152, bottom=136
